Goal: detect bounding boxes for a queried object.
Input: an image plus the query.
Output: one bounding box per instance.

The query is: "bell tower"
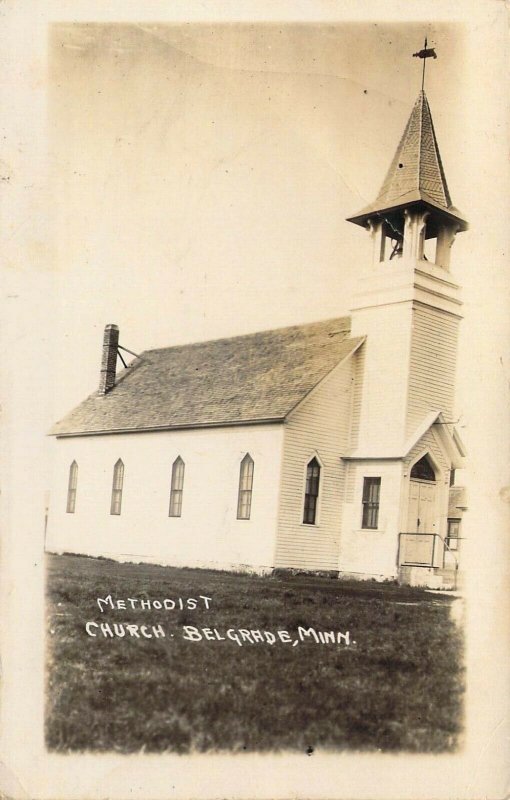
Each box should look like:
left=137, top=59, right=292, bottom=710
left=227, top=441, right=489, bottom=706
left=347, top=89, right=468, bottom=453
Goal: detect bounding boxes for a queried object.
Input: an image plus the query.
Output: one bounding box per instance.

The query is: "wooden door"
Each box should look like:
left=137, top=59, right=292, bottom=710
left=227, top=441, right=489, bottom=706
left=407, top=480, right=436, bottom=533
left=402, top=480, right=437, bottom=565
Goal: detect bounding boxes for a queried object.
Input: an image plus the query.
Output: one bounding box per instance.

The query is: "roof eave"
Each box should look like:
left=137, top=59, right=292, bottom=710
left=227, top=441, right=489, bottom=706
left=51, top=416, right=286, bottom=438
left=346, top=196, right=468, bottom=232
left=344, top=411, right=466, bottom=465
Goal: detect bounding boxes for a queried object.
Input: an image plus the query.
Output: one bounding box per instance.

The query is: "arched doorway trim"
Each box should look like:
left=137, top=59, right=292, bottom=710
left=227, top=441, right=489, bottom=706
left=408, top=448, right=442, bottom=482
left=410, top=453, right=436, bottom=482
left=406, top=451, right=442, bottom=537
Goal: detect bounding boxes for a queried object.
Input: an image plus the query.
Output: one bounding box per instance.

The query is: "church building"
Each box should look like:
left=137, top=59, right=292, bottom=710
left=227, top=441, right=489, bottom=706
left=47, top=89, right=468, bottom=589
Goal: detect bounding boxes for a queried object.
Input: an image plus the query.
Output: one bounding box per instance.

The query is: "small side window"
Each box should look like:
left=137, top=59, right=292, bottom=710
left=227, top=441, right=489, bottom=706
left=361, top=477, right=381, bottom=529
left=446, top=519, right=461, bottom=551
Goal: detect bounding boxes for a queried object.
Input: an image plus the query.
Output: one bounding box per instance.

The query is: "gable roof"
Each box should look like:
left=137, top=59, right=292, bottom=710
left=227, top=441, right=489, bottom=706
left=51, top=317, right=364, bottom=437
left=347, top=91, right=467, bottom=230
left=343, top=411, right=465, bottom=468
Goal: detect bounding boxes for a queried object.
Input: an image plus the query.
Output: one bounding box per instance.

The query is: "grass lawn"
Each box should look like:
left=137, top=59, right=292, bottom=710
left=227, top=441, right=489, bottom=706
left=46, top=553, right=464, bottom=754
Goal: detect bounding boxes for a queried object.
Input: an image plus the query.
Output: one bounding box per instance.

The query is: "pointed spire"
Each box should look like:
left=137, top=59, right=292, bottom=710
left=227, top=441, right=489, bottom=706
left=377, top=90, right=451, bottom=210
left=347, top=91, right=467, bottom=231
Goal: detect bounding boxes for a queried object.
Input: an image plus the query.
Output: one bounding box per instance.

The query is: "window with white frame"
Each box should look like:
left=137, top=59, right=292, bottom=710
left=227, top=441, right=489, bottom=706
left=237, top=453, right=254, bottom=520
left=110, top=459, right=124, bottom=515
left=66, top=460, right=78, bottom=514
left=361, top=477, right=381, bottom=529
left=446, top=518, right=461, bottom=551
left=303, top=457, right=321, bottom=525
left=169, top=456, right=185, bottom=517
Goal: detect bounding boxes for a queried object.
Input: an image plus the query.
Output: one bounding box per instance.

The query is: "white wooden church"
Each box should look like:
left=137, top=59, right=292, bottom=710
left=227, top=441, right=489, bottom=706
left=47, top=89, right=468, bottom=589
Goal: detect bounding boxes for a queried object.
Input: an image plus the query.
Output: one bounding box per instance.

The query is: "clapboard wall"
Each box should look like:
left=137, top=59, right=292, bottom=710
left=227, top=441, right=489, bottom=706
left=274, top=354, right=356, bottom=571
left=406, top=303, right=459, bottom=437
left=47, top=424, right=283, bottom=572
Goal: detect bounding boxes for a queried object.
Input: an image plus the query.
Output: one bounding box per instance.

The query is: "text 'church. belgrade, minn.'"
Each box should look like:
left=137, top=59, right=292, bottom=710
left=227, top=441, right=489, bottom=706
left=47, top=88, right=468, bottom=590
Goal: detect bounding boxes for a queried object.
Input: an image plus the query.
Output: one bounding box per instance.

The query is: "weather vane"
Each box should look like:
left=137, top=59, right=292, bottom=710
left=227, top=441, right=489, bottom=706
left=413, top=37, right=437, bottom=91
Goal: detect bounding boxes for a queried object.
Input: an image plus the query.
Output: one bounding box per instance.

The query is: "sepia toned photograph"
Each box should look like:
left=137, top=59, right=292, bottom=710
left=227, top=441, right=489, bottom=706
left=1, top=3, right=508, bottom=799
left=45, top=21, right=467, bottom=755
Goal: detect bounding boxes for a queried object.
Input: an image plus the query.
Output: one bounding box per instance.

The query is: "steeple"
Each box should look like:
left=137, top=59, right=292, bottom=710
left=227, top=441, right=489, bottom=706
left=347, top=90, right=467, bottom=269
left=347, top=82, right=467, bottom=454
left=377, top=90, right=451, bottom=211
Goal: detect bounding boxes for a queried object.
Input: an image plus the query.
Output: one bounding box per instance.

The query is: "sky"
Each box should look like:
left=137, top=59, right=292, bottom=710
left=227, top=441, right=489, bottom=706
left=48, top=21, right=469, bottom=416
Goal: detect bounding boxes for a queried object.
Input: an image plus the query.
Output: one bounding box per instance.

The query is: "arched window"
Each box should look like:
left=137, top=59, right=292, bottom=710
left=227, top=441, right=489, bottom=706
left=237, top=453, right=254, bottom=520
left=410, top=455, right=436, bottom=481
left=303, top=457, right=321, bottom=525
left=66, top=460, right=78, bottom=514
left=110, top=459, right=124, bottom=515
left=169, top=456, right=185, bottom=517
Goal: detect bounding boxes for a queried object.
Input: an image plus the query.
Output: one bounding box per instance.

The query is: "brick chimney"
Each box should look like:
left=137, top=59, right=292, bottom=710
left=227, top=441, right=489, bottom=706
left=99, top=324, right=119, bottom=395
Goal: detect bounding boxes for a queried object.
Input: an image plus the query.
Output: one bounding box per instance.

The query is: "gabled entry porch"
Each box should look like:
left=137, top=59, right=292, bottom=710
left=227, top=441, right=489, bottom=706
left=398, top=454, right=459, bottom=589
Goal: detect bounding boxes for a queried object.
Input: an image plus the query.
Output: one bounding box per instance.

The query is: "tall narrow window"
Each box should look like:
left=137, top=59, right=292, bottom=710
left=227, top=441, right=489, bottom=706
left=237, top=453, right=254, bottom=520
left=169, top=456, right=185, bottom=517
left=110, top=459, right=124, bottom=515
left=66, top=460, right=78, bottom=513
left=303, top=457, right=321, bottom=525
left=361, top=477, right=381, bottom=529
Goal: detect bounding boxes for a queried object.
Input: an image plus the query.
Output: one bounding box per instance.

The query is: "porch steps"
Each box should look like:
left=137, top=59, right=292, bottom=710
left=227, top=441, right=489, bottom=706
left=398, top=565, right=460, bottom=591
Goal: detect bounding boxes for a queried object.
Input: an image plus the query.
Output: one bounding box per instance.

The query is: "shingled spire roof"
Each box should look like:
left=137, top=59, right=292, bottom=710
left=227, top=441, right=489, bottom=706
left=377, top=90, right=451, bottom=209
left=347, top=90, right=467, bottom=230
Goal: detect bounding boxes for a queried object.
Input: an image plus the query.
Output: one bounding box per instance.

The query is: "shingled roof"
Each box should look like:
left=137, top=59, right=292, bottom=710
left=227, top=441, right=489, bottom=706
left=51, top=317, right=364, bottom=436
left=377, top=90, right=451, bottom=210
left=347, top=91, right=467, bottom=230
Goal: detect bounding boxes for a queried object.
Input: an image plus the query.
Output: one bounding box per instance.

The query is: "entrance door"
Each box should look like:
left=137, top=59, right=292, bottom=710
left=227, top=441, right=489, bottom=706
left=407, top=480, right=436, bottom=533
left=402, top=454, right=438, bottom=566
left=403, top=481, right=437, bottom=565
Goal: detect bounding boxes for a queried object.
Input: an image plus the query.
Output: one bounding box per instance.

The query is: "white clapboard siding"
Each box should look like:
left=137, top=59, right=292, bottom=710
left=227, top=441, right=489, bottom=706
left=274, top=356, right=355, bottom=570
left=406, top=305, right=459, bottom=436
left=345, top=345, right=365, bottom=503
left=348, top=344, right=365, bottom=450
left=404, top=427, right=451, bottom=538
left=405, top=427, right=450, bottom=478
left=47, top=424, right=283, bottom=572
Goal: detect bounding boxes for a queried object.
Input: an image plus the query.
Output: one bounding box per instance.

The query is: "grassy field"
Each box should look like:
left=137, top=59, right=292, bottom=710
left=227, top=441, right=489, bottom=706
left=46, top=553, right=463, bottom=754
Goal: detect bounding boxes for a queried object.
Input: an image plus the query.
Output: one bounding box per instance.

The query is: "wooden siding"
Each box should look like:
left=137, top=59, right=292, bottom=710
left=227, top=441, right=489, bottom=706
left=405, top=427, right=450, bottom=478
left=274, top=357, right=355, bottom=570
left=345, top=345, right=365, bottom=503
left=406, top=305, right=459, bottom=436
left=351, top=303, right=413, bottom=453
left=404, top=427, right=451, bottom=539
left=47, top=425, right=284, bottom=572
left=348, top=345, right=365, bottom=451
